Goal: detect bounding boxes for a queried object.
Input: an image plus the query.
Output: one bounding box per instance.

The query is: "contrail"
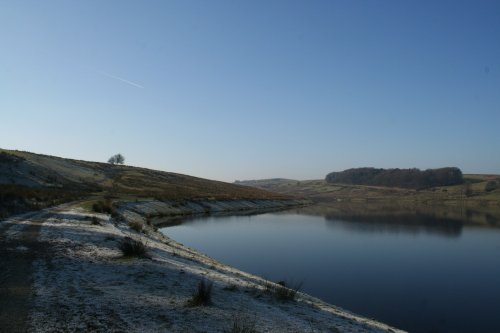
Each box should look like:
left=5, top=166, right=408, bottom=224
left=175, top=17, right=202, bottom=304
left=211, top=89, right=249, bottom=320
left=99, top=70, right=144, bottom=89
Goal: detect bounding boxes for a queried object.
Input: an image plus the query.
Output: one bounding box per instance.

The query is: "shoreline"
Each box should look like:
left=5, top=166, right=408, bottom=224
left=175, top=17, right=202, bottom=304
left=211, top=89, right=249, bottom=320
left=119, top=198, right=311, bottom=227
left=117, top=199, right=406, bottom=332
left=1, top=200, right=406, bottom=332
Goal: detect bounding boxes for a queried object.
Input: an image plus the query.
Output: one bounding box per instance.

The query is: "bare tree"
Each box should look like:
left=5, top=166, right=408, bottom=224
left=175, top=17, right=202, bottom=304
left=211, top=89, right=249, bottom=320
left=108, top=153, right=125, bottom=165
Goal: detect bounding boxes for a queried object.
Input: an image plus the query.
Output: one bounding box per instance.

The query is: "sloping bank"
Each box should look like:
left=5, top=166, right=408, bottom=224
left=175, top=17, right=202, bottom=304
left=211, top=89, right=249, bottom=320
left=119, top=198, right=310, bottom=226
left=23, top=204, right=405, bottom=332
left=108, top=199, right=405, bottom=332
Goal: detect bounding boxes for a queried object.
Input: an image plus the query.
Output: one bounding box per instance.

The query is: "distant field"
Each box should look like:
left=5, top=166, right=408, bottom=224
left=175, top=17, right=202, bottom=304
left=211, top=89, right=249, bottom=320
left=236, top=175, right=500, bottom=207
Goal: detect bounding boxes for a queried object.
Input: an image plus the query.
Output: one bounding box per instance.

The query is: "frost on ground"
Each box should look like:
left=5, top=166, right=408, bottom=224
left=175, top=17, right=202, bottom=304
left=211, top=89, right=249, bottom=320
left=25, top=208, right=405, bottom=333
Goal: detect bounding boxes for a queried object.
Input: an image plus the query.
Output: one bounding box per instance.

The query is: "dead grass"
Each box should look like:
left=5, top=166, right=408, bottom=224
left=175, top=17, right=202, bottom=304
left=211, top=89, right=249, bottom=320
left=0, top=184, right=85, bottom=218
left=128, top=220, right=143, bottom=232
left=118, top=237, right=148, bottom=258
left=225, top=313, right=258, bottom=333
left=264, top=280, right=302, bottom=302
left=224, top=284, right=239, bottom=292
left=0, top=148, right=290, bottom=203
left=188, top=279, right=213, bottom=306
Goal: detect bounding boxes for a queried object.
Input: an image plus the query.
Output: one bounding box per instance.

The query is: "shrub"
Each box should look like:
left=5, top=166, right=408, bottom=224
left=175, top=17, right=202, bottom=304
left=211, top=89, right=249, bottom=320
left=92, top=199, right=114, bottom=214
left=91, top=216, right=101, bottom=225
left=119, top=237, right=148, bottom=258
left=188, top=279, right=213, bottom=306
left=264, top=280, right=302, bottom=301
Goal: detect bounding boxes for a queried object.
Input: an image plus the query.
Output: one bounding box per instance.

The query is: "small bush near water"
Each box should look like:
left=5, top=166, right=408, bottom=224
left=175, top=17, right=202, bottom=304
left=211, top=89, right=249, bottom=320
left=188, top=279, right=213, bottom=306
left=119, top=237, right=148, bottom=258
left=264, top=280, right=302, bottom=301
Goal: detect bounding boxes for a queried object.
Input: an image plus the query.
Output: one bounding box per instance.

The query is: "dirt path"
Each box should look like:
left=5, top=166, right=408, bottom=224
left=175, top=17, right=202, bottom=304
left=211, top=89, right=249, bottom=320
left=0, top=211, right=50, bottom=333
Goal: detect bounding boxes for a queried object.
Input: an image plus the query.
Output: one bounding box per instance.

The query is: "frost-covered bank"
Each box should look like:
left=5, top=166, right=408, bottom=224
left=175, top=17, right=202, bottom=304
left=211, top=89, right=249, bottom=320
left=2, top=203, right=405, bottom=332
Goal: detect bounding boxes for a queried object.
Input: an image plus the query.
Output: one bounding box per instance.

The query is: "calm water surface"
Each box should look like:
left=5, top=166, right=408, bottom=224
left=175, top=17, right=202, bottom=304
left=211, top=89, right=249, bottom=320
left=161, top=208, right=500, bottom=333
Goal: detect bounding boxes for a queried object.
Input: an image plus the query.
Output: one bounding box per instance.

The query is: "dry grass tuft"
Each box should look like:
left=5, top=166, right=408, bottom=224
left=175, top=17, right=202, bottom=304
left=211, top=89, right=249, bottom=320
left=264, top=280, right=302, bottom=301
left=188, top=279, right=213, bottom=306
left=225, top=313, right=258, bottom=333
left=119, top=237, right=148, bottom=258
left=128, top=220, right=143, bottom=232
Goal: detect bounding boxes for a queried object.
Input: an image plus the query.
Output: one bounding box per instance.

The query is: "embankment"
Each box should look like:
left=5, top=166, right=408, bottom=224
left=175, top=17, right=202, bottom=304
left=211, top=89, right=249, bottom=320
left=119, top=198, right=310, bottom=226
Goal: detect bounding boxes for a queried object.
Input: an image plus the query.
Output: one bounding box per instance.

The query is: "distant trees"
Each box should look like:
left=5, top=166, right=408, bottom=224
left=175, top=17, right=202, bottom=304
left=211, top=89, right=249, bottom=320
left=108, top=154, right=125, bottom=165
left=325, top=167, right=464, bottom=189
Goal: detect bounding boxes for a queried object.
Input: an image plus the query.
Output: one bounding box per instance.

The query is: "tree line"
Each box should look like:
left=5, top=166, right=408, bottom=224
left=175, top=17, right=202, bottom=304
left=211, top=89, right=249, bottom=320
left=325, top=167, right=464, bottom=189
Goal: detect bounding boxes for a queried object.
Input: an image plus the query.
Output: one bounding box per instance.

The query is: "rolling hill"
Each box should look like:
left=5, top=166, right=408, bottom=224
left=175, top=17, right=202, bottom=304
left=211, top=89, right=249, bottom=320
left=0, top=148, right=290, bottom=217
left=235, top=174, right=500, bottom=206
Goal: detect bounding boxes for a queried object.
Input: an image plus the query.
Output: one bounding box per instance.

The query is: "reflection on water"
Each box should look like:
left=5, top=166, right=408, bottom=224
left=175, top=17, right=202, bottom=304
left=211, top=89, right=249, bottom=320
left=327, top=214, right=464, bottom=237
left=162, top=203, right=500, bottom=333
left=286, top=202, right=500, bottom=237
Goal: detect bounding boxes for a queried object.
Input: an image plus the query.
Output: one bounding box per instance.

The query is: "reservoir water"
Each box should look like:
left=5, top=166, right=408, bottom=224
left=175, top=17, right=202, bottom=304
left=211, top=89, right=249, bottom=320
left=160, top=206, right=500, bottom=333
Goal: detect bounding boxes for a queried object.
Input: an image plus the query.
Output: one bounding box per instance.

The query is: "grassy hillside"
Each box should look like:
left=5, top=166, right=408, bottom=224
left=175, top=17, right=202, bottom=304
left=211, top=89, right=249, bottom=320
left=236, top=175, right=500, bottom=207
left=0, top=149, right=289, bottom=217
left=234, top=178, right=297, bottom=190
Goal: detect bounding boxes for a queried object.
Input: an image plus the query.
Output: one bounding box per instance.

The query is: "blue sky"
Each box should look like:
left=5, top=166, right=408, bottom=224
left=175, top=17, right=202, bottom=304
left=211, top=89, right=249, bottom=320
left=1, top=1, right=499, bottom=181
